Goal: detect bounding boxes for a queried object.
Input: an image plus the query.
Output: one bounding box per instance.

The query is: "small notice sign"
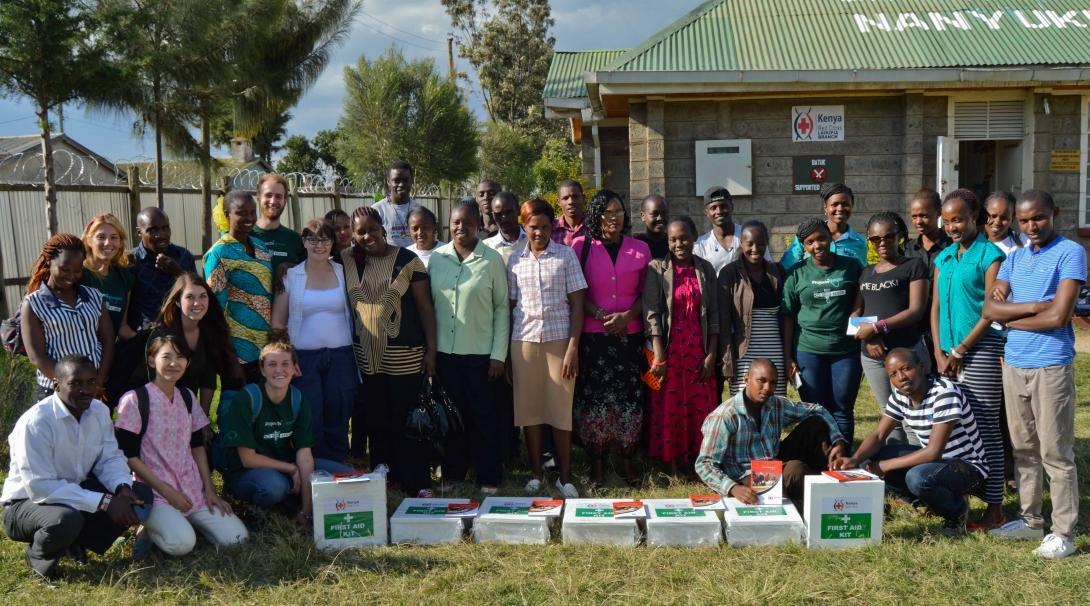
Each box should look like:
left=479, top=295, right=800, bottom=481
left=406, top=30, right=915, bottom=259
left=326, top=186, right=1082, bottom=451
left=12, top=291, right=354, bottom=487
left=1050, top=150, right=1080, bottom=172
left=793, top=156, right=844, bottom=193
left=792, top=106, right=845, bottom=142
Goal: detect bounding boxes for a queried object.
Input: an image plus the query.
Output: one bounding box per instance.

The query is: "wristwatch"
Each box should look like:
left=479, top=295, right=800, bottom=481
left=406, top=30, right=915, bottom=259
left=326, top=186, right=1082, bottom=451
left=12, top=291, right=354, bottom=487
left=99, top=493, right=113, bottom=512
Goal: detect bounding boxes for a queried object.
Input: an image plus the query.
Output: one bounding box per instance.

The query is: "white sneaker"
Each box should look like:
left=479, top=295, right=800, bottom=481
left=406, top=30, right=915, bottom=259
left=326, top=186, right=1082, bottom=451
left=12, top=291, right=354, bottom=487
left=555, top=478, right=579, bottom=498
left=1033, top=534, right=1077, bottom=559
left=525, top=478, right=543, bottom=493
left=372, top=463, right=390, bottom=478
left=989, top=519, right=1044, bottom=541
left=480, top=486, right=498, bottom=496
left=542, top=452, right=556, bottom=469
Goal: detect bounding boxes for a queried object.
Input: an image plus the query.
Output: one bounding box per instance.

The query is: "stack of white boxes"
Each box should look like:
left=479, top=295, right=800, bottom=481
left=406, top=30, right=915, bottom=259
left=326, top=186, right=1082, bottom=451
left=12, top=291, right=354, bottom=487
left=310, top=472, right=388, bottom=549
left=561, top=499, right=641, bottom=546
left=723, top=498, right=805, bottom=547
left=473, top=497, right=555, bottom=545
left=802, top=475, right=885, bottom=548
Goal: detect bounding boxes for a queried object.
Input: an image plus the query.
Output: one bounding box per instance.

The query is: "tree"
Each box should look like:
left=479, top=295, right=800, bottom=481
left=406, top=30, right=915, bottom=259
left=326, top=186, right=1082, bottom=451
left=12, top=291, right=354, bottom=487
left=312, top=129, right=346, bottom=177
left=276, top=134, right=319, bottom=175
left=211, top=105, right=291, bottom=162
left=442, top=0, right=555, bottom=130
left=532, top=135, right=581, bottom=193
left=478, top=121, right=537, bottom=198
left=0, top=0, right=123, bottom=235
left=337, top=48, right=478, bottom=192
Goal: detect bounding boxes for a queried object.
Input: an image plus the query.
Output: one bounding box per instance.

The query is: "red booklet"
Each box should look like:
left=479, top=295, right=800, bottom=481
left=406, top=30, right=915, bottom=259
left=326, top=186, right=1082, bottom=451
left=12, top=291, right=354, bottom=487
left=611, top=500, right=646, bottom=518
left=689, top=494, right=723, bottom=508
left=750, top=459, right=783, bottom=504
left=528, top=499, right=564, bottom=517
left=445, top=502, right=480, bottom=517
left=823, top=469, right=878, bottom=482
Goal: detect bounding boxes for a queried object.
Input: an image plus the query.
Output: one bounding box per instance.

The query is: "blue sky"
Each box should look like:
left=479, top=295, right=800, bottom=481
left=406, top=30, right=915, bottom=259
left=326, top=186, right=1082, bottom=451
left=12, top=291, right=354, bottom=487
left=0, top=0, right=703, bottom=164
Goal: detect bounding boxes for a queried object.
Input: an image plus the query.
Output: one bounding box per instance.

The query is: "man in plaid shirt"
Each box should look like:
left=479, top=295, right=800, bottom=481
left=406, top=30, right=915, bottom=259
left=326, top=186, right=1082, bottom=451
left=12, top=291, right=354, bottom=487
left=696, top=359, right=849, bottom=507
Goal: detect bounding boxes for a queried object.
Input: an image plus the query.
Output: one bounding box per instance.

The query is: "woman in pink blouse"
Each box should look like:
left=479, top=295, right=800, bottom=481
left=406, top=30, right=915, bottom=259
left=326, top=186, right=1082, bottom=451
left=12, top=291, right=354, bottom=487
left=571, top=190, right=652, bottom=485
left=115, top=332, right=247, bottom=557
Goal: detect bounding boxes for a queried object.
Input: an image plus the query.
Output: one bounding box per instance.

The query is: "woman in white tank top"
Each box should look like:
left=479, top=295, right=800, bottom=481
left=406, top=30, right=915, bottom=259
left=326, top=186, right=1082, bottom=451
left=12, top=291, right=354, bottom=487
left=272, top=219, right=358, bottom=463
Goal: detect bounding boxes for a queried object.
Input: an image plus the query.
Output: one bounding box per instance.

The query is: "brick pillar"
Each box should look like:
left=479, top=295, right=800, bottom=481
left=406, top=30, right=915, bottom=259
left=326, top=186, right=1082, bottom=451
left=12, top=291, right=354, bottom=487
left=629, top=102, right=649, bottom=200
left=902, top=94, right=925, bottom=209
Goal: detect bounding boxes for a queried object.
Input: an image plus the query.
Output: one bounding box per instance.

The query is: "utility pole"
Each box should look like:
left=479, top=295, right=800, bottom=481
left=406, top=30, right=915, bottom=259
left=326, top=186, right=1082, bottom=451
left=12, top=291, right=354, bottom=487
left=447, top=34, right=455, bottom=84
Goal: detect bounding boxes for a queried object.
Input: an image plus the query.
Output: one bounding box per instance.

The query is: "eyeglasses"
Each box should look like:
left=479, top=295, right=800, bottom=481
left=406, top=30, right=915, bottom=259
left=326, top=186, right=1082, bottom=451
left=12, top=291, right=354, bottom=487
left=602, top=210, right=626, bottom=219
left=304, top=237, right=332, bottom=245
left=867, top=233, right=898, bottom=244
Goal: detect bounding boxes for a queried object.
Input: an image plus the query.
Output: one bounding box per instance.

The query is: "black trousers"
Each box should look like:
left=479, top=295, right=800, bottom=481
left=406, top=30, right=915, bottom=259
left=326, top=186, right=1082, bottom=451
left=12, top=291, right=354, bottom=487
left=437, top=353, right=502, bottom=486
left=776, top=417, right=836, bottom=509
left=360, top=371, right=432, bottom=495
left=2, top=479, right=152, bottom=578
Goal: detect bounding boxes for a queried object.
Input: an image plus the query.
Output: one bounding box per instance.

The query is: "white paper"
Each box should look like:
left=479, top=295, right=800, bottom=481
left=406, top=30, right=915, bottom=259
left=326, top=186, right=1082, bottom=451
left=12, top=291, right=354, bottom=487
left=846, top=316, right=877, bottom=336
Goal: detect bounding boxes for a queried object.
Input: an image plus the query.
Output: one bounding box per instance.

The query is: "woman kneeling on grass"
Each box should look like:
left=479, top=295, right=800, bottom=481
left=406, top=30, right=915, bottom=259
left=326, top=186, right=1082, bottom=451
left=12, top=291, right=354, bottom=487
left=219, top=331, right=354, bottom=526
left=114, top=332, right=247, bottom=557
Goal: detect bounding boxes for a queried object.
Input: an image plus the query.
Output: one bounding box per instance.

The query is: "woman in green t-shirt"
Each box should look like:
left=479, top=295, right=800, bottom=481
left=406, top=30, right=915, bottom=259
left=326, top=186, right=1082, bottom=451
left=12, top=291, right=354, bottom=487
left=80, top=212, right=135, bottom=339
left=783, top=218, right=863, bottom=443
left=222, top=332, right=354, bottom=526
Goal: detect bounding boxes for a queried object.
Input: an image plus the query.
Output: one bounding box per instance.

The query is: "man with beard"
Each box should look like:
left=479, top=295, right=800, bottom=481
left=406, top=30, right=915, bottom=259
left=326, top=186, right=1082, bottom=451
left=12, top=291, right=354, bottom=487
left=694, top=186, right=770, bottom=274
left=2, top=355, right=151, bottom=581
left=252, top=173, right=303, bottom=273
left=476, top=179, right=501, bottom=237
left=373, top=160, right=421, bottom=247
left=128, top=207, right=196, bottom=330
left=635, top=194, right=670, bottom=260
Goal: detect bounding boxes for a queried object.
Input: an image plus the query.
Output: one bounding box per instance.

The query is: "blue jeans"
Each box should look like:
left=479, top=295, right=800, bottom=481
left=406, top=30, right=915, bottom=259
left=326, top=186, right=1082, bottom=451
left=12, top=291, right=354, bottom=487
left=876, top=444, right=984, bottom=521
left=294, top=346, right=359, bottom=463
left=232, top=458, right=354, bottom=508
left=795, top=350, right=862, bottom=444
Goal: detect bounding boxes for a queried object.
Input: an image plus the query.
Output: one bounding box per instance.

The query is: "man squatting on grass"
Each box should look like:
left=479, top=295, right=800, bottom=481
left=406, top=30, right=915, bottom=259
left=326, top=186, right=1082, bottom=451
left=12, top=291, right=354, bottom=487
left=1, top=355, right=153, bottom=580
left=695, top=358, right=848, bottom=508
left=834, top=348, right=988, bottom=535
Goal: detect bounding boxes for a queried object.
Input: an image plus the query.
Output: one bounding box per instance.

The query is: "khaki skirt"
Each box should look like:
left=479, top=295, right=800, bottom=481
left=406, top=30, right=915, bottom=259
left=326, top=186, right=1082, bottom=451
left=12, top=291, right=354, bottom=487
left=512, top=339, right=575, bottom=430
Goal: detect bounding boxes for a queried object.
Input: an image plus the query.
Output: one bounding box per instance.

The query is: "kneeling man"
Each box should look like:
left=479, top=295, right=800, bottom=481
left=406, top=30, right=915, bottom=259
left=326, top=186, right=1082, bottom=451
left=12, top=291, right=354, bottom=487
left=2, top=355, right=150, bottom=580
left=696, top=358, right=848, bottom=507
left=834, top=348, right=987, bottom=534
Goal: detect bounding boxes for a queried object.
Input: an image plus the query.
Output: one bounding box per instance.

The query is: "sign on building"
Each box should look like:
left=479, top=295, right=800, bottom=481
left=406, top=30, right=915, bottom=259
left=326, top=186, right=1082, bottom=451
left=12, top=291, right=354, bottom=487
left=792, top=106, right=845, bottom=142
left=793, top=156, right=844, bottom=193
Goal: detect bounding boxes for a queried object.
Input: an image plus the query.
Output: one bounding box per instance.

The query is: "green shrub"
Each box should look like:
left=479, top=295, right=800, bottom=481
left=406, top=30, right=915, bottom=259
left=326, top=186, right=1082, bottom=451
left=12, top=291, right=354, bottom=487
left=0, top=350, right=36, bottom=465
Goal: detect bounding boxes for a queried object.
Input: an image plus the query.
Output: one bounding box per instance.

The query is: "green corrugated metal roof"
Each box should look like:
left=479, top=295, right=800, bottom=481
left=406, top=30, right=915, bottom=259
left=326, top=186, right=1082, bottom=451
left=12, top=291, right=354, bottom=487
left=609, top=0, right=1090, bottom=72
left=543, top=49, right=627, bottom=99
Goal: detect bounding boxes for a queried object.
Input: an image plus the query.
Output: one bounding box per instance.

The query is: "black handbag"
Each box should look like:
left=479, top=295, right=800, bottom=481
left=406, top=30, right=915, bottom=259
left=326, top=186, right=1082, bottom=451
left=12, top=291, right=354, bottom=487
left=405, top=377, right=464, bottom=449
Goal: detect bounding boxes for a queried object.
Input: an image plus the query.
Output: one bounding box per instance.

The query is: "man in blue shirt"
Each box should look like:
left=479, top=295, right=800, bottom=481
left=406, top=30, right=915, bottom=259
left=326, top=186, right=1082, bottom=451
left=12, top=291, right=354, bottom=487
left=983, top=190, right=1085, bottom=559
left=128, top=207, right=196, bottom=330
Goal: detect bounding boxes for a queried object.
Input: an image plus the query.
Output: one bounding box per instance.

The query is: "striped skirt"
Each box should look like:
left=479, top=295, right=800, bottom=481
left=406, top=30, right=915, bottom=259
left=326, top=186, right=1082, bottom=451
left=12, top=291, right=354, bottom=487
left=957, top=332, right=1006, bottom=505
left=730, top=307, right=787, bottom=397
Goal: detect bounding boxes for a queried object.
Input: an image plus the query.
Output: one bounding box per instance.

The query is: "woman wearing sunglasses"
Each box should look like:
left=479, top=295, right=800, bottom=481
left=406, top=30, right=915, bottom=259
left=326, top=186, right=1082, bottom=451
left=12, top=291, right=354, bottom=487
left=850, top=212, right=930, bottom=446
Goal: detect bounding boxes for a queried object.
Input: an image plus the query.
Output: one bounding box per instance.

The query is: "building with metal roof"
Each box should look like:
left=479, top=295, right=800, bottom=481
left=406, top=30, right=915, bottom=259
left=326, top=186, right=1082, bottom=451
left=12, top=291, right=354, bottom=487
left=544, top=0, right=1090, bottom=251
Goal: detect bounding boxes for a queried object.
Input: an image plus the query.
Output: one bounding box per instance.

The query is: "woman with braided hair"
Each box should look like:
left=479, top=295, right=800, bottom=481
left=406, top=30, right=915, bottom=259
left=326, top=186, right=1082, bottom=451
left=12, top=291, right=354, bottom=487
left=344, top=205, right=438, bottom=496
left=21, top=233, right=115, bottom=400
left=782, top=217, right=862, bottom=443
left=851, top=212, right=930, bottom=445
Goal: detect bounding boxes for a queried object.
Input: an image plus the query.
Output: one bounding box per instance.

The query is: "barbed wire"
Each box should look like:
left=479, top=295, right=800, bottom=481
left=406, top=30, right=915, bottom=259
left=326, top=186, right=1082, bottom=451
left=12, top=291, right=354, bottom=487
left=0, top=151, right=455, bottom=200
left=0, top=150, right=127, bottom=186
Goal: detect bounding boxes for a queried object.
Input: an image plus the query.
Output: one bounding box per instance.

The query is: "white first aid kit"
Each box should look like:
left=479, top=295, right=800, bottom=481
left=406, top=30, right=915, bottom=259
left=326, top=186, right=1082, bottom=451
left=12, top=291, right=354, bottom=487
left=310, top=471, right=388, bottom=549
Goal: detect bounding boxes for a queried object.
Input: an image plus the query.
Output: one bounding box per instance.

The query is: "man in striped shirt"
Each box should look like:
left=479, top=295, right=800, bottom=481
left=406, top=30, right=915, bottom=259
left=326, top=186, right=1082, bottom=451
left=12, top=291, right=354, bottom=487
left=695, top=358, right=848, bottom=508
left=834, top=348, right=987, bottom=535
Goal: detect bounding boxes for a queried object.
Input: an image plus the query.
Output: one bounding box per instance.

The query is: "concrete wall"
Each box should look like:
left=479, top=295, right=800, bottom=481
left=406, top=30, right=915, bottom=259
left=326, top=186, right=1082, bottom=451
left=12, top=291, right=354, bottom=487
left=1032, top=93, right=1083, bottom=238
left=626, top=94, right=947, bottom=256
left=580, top=125, right=630, bottom=200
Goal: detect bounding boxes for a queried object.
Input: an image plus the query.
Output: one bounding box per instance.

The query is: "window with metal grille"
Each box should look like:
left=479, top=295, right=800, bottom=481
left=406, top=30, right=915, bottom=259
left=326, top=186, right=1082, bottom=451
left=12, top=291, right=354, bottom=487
left=953, top=101, right=1025, bottom=140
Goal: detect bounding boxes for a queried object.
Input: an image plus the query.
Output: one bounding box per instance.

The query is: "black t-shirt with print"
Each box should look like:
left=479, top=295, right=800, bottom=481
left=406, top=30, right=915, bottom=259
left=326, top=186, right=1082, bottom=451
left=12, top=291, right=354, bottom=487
left=858, top=257, right=929, bottom=355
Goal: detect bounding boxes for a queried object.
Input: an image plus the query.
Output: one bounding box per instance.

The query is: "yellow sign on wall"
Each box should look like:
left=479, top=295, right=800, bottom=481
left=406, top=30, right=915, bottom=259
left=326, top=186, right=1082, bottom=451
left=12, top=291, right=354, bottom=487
left=1050, top=150, right=1080, bottom=172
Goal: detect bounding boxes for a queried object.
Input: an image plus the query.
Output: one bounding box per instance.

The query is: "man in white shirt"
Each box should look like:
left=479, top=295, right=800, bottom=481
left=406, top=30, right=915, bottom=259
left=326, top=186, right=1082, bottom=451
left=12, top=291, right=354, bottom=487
left=483, top=192, right=527, bottom=265
left=2, top=355, right=150, bottom=580
left=372, top=160, right=420, bottom=247
left=694, top=185, right=771, bottom=274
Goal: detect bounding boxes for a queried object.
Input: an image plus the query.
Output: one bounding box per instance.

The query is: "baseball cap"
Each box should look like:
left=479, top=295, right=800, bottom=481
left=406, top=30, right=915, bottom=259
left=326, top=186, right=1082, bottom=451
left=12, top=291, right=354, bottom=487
left=703, top=186, right=732, bottom=205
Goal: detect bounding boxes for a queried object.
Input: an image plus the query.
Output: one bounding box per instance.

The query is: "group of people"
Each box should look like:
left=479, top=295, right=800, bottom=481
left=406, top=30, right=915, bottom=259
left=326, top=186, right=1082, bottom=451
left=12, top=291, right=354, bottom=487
left=1, top=162, right=1084, bottom=581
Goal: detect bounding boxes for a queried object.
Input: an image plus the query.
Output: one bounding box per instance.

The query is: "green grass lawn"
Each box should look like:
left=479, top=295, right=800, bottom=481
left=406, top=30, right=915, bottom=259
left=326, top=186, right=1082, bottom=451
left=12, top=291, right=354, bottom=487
left=2, top=356, right=1089, bottom=605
